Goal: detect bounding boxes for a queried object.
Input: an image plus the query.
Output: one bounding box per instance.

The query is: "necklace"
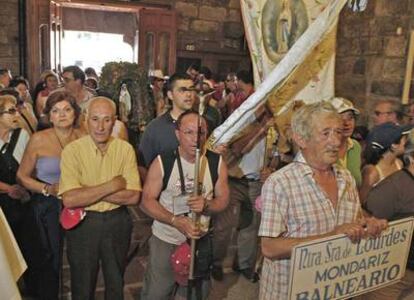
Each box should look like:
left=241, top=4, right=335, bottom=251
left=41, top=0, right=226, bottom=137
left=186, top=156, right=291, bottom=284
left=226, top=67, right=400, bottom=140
left=54, top=128, right=74, bottom=149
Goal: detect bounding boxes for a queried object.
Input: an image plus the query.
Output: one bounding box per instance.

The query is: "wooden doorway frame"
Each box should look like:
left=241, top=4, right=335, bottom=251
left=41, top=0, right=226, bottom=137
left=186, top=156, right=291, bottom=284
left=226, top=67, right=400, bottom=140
left=26, top=0, right=176, bottom=85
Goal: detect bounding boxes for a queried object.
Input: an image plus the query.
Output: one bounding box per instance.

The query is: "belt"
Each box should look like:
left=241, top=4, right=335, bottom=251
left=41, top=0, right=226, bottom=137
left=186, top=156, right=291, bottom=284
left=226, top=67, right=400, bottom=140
left=85, top=206, right=127, bottom=218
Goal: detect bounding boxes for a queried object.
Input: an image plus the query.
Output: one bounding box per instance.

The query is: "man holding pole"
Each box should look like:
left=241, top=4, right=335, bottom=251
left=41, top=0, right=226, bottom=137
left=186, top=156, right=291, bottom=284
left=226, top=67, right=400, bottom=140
left=140, top=111, right=229, bottom=299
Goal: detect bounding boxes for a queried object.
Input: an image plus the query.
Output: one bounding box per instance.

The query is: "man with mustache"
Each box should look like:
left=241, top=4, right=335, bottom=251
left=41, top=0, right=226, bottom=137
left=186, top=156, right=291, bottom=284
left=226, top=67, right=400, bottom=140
left=258, top=102, right=387, bottom=299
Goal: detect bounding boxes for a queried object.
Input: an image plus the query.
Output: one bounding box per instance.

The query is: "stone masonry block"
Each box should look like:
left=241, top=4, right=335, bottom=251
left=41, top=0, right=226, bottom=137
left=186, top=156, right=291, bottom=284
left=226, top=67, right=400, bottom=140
left=335, top=57, right=355, bottom=76
left=175, top=2, right=198, bottom=18
left=384, top=36, right=407, bottom=57
left=190, top=20, right=220, bottom=34
left=0, top=45, right=13, bottom=57
left=199, top=6, right=227, bottom=22
left=371, top=80, right=403, bottom=97
left=383, top=58, right=405, bottom=79
left=229, top=0, right=240, bottom=9
left=228, top=9, right=241, bottom=22
left=223, top=22, right=244, bottom=38
left=178, top=17, right=190, bottom=31
left=375, top=0, right=409, bottom=17
left=0, top=31, right=8, bottom=44
left=353, top=58, right=366, bottom=75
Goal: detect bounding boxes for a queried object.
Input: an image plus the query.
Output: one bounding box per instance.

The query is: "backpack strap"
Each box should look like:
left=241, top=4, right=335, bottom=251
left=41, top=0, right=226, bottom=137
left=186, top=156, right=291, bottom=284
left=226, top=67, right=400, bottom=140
left=7, top=128, right=22, bottom=154
left=160, top=149, right=177, bottom=192
left=205, top=150, right=220, bottom=187
left=160, top=149, right=221, bottom=192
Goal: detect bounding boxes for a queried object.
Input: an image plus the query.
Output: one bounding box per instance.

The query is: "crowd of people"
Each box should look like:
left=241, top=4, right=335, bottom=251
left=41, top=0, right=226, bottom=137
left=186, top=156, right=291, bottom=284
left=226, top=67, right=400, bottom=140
left=0, top=63, right=414, bottom=300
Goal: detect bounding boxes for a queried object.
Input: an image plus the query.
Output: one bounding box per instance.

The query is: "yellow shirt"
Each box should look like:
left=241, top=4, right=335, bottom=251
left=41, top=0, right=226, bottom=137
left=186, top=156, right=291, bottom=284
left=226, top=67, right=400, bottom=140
left=59, top=135, right=141, bottom=212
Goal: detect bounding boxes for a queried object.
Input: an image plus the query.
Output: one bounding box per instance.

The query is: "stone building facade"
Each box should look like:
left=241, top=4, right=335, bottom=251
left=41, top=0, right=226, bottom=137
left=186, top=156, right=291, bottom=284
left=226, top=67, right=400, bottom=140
left=0, top=0, right=20, bottom=74
left=336, top=0, right=414, bottom=121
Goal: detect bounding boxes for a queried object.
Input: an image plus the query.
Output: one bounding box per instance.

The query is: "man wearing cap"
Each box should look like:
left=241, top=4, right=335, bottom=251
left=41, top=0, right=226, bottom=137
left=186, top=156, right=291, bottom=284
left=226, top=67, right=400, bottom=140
left=149, top=69, right=167, bottom=116
left=360, top=122, right=411, bottom=203
left=331, top=97, right=362, bottom=186
left=138, top=72, right=196, bottom=180
left=59, top=97, right=141, bottom=299
left=140, top=111, right=229, bottom=299
left=259, top=102, right=387, bottom=299
left=363, top=129, right=414, bottom=300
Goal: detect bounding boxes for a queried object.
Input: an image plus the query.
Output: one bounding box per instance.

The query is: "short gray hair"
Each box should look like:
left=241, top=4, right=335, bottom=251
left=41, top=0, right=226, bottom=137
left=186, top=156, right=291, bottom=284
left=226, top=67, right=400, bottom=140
left=372, top=99, right=401, bottom=114
left=291, top=101, right=340, bottom=141
left=86, top=96, right=116, bottom=116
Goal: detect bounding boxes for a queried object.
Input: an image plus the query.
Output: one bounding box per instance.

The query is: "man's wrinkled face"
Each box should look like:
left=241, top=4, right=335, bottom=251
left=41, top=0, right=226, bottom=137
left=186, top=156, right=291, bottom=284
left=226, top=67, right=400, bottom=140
left=373, top=102, right=397, bottom=126
left=301, top=114, right=343, bottom=167
left=87, top=100, right=116, bottom=146
left=168, top=79, right=196, bottom=113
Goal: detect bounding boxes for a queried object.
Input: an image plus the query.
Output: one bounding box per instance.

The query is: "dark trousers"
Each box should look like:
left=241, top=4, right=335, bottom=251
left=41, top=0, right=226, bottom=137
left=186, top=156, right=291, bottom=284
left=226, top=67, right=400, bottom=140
left=66, top=206, right=132, bottom=300
left=21, top=194, right=62, bottom=300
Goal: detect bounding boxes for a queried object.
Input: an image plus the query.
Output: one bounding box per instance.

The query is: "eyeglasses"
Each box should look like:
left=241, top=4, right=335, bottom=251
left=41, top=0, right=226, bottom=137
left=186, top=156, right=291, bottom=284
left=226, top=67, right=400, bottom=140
left=0, top=107, right=18, bottom=115
left=374, top=111, right=394, bottom=117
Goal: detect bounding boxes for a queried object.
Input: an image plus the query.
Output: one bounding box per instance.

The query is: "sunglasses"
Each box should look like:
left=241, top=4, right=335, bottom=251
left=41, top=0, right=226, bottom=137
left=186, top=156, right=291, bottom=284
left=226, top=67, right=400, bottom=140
left=0, top=107, right=18, bottom=115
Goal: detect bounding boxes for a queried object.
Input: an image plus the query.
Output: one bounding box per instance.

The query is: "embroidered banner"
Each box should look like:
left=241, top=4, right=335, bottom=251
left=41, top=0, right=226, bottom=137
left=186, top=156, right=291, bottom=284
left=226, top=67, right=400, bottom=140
left=209, top=0, right=347, bottom=147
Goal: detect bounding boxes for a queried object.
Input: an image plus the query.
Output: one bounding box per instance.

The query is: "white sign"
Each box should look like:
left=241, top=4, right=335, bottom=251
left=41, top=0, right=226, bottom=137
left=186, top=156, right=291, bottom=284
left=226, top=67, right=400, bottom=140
left=288, top=218, right=414, bottom=300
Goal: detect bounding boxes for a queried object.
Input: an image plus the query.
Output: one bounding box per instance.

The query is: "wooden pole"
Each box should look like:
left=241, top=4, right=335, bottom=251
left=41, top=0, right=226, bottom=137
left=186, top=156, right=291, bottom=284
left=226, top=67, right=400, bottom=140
left=402, top=30, right=414, bottom=105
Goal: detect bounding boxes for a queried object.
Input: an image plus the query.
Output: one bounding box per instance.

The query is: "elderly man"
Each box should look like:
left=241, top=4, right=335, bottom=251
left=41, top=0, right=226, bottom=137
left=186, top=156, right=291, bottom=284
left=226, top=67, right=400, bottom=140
left=259, top=102, right=387, bottom=299
left=59, top=97, right=141, bottom=299
left=371, top=99, right=401, bottom=127
left=140, top=111, right=229, bottom=299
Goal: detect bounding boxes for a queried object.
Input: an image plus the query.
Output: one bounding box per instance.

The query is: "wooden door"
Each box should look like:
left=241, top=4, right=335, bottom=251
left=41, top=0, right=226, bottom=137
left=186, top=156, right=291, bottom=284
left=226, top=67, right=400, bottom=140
left=138, top=9, right=177, bottom=75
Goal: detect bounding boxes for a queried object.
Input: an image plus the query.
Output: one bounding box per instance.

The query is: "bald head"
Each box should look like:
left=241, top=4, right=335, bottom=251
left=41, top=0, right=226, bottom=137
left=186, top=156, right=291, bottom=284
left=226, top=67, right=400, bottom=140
left=87, top=97, right=117, bottom=149
left=87, top=97, right=116, bottom=117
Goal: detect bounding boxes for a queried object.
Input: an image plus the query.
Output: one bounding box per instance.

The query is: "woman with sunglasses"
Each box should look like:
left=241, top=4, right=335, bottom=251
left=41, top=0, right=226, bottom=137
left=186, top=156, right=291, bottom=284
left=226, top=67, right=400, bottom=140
left=0, top=94, right=30, bottom=246
left=17, top=91, right=84, bottom=299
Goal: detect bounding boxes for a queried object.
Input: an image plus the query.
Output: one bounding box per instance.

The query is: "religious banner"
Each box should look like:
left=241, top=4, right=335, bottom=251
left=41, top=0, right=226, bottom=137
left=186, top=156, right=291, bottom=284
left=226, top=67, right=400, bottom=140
left=288, top=218, right=414, bottom=300
left=0, top=208, right=27, bottom=300
left=209, top=0, right=348, bottom=147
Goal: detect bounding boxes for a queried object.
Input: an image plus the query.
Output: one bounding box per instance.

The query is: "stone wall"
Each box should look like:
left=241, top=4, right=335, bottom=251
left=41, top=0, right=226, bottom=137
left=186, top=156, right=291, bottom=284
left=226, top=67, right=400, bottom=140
left=335, top=0, right=414, bottom=122
left=0, top=0, right=19, bottom=74
left=173, top=0, right=250, bottom=76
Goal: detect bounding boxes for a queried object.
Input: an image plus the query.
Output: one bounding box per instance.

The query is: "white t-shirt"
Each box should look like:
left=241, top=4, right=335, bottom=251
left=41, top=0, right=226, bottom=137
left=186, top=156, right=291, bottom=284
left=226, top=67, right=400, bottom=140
left=152, top=154, right=217, bottom=245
